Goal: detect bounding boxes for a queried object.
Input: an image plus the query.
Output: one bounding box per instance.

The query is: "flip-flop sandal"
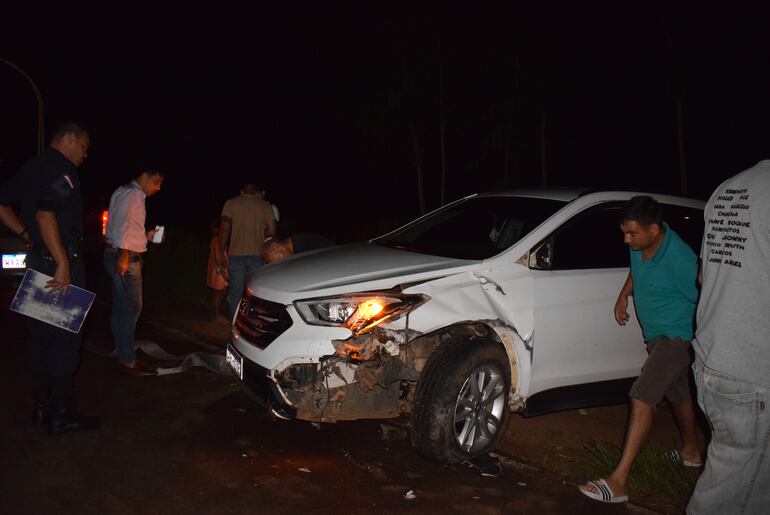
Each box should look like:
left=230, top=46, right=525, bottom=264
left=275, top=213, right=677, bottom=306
left=666, top=449, right=703, bottom=468
left=579, top=478, right=629, bottom=504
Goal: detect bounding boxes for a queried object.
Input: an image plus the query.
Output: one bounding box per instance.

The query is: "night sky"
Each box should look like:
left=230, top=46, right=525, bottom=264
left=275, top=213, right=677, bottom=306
left=2, top=2, right=770, bottom=244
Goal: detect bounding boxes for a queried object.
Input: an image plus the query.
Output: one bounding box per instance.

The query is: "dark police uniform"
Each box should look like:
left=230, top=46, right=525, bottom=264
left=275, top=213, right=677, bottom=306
left=0, top=148, right=87, bottom=424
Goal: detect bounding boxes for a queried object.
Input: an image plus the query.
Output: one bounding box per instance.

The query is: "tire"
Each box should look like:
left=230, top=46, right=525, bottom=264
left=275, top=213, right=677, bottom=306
left=410, top=336, right=511, bottom=463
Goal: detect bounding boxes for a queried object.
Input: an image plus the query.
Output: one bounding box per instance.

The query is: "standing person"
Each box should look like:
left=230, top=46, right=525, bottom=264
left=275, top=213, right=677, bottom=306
left=687, top=162, right=770, bottom=515
left=216, top=183, right=276, bottom=321
left=206, top=219, right=228, bottom=323
left=0, top=121, right=99, bottom=435
left=103, top=166, right=164, bottom=376
left=580, top=196, right=701, bottom=504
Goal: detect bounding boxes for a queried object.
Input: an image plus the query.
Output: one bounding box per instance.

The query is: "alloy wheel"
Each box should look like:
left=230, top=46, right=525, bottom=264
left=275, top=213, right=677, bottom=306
left=452, top=363, right=506, bottom=453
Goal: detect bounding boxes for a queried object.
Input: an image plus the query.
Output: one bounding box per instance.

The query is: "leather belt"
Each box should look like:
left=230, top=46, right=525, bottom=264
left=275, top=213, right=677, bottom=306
left=104, top=244, right=143, bottom=259
left=104, top=244, right=138, bottom=252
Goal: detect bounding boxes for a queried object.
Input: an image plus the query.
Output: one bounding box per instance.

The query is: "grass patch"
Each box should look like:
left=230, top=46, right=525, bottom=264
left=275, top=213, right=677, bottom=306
left=574, top=442, right=697, bottom=504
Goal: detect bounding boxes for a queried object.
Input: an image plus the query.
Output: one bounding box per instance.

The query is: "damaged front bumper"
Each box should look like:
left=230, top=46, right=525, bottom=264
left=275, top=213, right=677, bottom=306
left=228, top=343, right=296, bottom=420
left=228, top=327, right=423, bottom=423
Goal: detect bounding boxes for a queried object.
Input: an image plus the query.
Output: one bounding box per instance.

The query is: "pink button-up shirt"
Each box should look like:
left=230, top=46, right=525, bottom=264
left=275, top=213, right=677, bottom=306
left=105, top=180, right=148, bottom=253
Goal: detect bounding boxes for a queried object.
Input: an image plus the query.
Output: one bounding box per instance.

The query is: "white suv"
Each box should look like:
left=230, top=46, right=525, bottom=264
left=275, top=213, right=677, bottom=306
left=226, top=189, right=704, bottom=463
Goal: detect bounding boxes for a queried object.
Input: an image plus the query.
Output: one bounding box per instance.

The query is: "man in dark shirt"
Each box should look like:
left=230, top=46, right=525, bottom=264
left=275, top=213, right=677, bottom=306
left=0, top=121, right=100, bottom=435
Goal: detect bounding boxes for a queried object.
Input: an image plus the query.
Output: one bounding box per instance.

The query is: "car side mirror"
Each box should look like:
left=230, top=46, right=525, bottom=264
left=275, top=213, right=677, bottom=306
left=528, top=239, right=553, bottom=270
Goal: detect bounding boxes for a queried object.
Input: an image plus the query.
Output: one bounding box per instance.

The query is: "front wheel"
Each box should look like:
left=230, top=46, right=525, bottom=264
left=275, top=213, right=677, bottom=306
left=411, top=337, right=511, bottom=463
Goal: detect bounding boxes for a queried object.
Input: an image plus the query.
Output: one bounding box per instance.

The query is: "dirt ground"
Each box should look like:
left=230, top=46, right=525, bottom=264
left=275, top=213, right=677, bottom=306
left=0, top=293, right=704, bottom=514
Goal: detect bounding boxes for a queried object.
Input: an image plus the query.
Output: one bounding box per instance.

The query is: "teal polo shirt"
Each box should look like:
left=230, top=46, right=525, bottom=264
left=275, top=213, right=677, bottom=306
left=630, top=223, right=698, bottom=342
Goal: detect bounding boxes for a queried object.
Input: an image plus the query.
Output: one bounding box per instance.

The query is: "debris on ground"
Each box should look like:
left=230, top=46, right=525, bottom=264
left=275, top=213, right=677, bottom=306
left=85, top=339, right=230, bottom=376
left=488, top=452, right=539, bottom=472
left=462, top=454, right=503, bottom=478
left=298, top=467, right=311, bottom=473
left=363, top=462, right=389, bottom=482
left=342, top=449, right=390, bottom=481
left=403, top=490, right=416, bottom=500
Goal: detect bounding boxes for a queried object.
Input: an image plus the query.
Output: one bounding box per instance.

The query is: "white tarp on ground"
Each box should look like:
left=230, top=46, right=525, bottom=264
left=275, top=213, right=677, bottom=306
left=86, top=339, right=230, bottom=376
left=137, top=340, right=230, bottom=375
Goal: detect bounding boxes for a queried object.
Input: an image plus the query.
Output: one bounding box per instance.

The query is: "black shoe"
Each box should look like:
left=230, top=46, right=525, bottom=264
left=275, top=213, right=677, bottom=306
left=47, top=411, right=101, bottom=435
left=46, top=394, right=101, bottom=435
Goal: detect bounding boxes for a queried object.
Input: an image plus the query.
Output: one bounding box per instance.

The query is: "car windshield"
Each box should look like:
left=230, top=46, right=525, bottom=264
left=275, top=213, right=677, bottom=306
left=375, top=196, right=566, bottom=260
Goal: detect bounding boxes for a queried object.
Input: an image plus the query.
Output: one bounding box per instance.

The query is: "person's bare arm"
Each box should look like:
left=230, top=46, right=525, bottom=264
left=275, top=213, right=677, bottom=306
left=35, top=211, right=71, bottom=293
left=0, top=205, right=29, bottom=240
left=614, top=271, right=634, bottom=326
left=265, top=217, right=276, bottom=239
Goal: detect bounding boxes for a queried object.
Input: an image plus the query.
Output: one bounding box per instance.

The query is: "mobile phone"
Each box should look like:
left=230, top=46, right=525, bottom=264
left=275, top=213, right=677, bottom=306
left=152, top=225, right=165, bottom=243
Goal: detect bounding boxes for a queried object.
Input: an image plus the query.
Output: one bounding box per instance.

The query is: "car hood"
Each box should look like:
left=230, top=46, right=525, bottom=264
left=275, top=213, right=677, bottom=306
left=248, top=243, right=478, bottom=299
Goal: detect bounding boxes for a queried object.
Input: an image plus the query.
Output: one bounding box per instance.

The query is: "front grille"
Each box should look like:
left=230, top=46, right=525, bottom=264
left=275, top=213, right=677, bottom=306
left=234, top=295, right=293, bottom=348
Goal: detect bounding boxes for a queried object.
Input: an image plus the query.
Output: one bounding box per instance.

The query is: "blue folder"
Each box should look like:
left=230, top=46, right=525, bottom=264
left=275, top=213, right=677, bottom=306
left=9, top=269, right=96, bottom=334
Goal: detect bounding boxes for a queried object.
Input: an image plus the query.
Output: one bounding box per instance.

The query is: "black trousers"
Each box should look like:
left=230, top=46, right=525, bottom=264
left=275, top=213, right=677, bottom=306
left=24, top=252, right=86, bottom=398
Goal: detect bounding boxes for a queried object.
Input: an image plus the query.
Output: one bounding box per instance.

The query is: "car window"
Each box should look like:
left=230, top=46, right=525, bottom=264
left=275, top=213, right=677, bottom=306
left=549, top=205, right=628, bottom=270
left=375, top=196, right=566, bottom=260
left=661, top=204, right=704, bottom=255
left=546, top=203, right=705, bottom=271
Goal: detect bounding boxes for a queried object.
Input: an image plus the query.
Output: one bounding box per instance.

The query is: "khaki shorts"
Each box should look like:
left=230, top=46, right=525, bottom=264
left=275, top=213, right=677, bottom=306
left=629, top=336, right=693, bottom=407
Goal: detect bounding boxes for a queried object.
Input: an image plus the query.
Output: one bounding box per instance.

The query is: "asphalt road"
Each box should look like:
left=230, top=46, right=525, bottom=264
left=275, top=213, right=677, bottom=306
left=0, top=290, right=680, bottom=515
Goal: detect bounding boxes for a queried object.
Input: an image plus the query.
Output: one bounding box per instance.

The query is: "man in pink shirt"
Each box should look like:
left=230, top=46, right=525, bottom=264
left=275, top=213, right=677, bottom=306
left=103, top=167, right=164, bottom=376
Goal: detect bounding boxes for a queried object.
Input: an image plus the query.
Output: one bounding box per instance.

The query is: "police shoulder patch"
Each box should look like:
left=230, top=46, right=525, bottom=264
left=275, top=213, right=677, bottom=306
left=50, top=174, right=75, bottom=198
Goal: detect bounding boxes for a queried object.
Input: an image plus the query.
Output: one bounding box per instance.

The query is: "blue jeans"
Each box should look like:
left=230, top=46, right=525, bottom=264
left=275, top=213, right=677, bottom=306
left=687, top=358, right=770, bottom=514
left=226, top=255, right=263, bottom=321
left=103, top=250, right=143, bottom=364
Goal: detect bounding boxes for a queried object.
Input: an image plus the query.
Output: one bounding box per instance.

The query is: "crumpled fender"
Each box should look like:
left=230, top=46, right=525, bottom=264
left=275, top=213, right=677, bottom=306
left=472, top=270, right=534, bottom=345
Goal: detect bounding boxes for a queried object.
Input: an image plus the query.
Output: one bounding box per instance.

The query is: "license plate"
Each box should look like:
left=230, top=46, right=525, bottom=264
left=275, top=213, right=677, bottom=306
left=226, top=344, right=243, bottom=380
left=2, top=253, right=26, bottom=269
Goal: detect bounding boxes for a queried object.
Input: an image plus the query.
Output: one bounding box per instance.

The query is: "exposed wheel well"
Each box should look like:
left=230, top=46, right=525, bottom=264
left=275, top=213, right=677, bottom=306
left=410, top=334, right=512, bottom=462
left=404, top=321, right=520, bottom=408
left=407, top=321, right=508, bottom=373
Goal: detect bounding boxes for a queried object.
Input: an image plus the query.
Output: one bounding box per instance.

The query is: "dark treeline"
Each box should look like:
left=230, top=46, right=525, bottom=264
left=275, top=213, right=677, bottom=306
left=2, top=3, right=770, bottom=244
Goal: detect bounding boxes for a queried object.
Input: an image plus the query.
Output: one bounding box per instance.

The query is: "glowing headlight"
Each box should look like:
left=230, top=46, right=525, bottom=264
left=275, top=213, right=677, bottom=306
left=295, top=293, right=429, bottom=335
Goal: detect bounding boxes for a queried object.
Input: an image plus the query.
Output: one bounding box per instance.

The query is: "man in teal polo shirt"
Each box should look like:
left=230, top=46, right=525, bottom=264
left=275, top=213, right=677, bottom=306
left=581, top=196, right=701, bottom=504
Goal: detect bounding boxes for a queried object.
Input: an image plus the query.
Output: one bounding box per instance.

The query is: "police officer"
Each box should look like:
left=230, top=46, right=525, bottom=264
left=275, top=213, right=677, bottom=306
left=0, top=121, right=100, bottom=435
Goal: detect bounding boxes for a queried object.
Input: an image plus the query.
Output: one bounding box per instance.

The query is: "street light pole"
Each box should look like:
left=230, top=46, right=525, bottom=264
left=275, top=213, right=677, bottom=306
left=1, top=57, right=45, bottom=154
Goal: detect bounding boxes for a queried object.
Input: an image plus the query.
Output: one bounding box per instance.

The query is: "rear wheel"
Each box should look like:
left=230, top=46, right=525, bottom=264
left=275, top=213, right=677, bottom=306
left=411, top=337, right=511, bottom=463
